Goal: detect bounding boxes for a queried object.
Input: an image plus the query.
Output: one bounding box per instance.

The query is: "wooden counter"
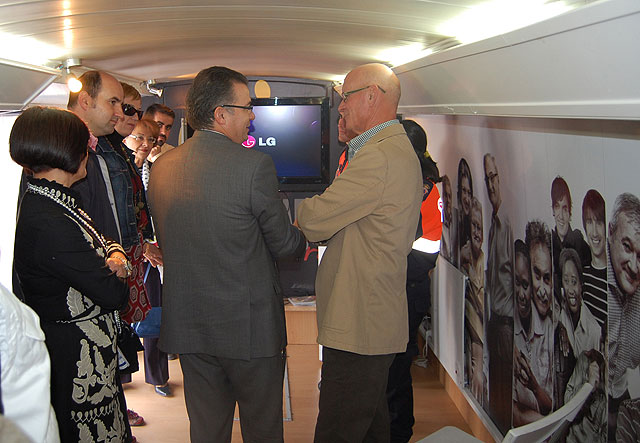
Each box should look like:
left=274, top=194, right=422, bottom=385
left=285, top=302, right=318, bottom=345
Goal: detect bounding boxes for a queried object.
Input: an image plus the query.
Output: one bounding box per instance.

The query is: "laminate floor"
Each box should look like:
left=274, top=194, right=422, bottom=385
left=124, top=345, right=472, bottom=442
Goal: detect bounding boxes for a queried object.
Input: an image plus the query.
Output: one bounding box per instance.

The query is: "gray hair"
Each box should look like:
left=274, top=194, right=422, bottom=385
left=525, top=219, right=551, bottom=253
left=609, top=193, right=640, bottom=237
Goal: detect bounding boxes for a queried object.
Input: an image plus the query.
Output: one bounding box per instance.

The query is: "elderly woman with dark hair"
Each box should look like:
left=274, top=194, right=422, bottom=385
left=555, top=247, right=602, bottom=407
left=11, top=106, right=133, bottom=442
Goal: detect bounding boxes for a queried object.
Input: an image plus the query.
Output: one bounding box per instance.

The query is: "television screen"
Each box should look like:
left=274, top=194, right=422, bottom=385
left=243, top=97, right=330, bottom=191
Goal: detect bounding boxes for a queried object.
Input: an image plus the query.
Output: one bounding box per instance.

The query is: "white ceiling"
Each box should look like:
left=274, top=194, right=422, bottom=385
left=0, top=0, right=593, bottom=83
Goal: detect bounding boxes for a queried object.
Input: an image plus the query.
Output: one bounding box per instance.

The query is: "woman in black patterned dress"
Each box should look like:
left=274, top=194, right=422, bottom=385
left=11, top=107, right=133, bottom=442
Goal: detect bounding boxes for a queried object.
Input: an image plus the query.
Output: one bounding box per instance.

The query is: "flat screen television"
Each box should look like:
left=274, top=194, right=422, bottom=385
left=242, top=97, right=330, bottom=192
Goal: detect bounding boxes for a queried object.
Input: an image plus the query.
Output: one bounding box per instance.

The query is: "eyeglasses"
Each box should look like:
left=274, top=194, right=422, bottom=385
left=128, top=134, right=157, bottom=145
left=340, top=85, right=386, bottom=102
left=220, top=104, right=254, bottom=111
left=122, top=103, right=143, bottom=119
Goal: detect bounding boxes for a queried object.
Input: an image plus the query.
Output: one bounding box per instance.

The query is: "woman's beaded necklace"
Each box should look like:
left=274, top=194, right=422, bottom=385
left=26, top=182, right=108, bottom=251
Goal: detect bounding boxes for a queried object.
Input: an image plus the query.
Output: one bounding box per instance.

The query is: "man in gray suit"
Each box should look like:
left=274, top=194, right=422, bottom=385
left=147, top=66, right=305, bottom=443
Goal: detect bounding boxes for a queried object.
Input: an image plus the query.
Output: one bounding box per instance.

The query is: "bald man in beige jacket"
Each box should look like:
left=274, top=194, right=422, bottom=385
left=297, top=63, right=422, bottom=442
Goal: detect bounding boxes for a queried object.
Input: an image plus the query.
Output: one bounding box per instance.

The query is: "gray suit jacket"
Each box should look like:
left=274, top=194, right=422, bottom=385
left=148, top=130, right=305, bottom=360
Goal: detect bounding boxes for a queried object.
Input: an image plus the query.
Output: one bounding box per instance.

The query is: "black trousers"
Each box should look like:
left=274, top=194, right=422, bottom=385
left=180, top=351, right=285, bottom=443
left=387, top=251, right=437, bottom=443
left=143, top=337, right=168, bottom=385
left=386, top=303, right=426, bottom=443
left=315, top=347, right=395, bottom=443
left=386, top=351, right=416, bottom=443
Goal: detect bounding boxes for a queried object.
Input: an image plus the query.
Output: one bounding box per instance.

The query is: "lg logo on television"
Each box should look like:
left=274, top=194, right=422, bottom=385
left=243, top=135, right=256, bottom=149
left=242, top=135, right=277, bottom=149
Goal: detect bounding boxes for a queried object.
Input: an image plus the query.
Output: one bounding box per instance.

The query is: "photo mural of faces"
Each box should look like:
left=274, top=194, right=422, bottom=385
left=440, top=162, right=617, bottom=440
left=415, top=114, right=640, bottom=441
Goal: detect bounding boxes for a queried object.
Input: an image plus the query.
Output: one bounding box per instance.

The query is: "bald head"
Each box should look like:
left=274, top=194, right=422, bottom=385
left=339, top=63, right=401, bottom=136
left=348, top=63, right=401, bottom=106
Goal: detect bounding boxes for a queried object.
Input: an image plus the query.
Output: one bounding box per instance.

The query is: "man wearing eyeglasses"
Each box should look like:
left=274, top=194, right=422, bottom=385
left=296, top=63, right=423, bottom=442
left=144, top=104, right=176, bottom=162
left=148, top=66, right=305, bottom=443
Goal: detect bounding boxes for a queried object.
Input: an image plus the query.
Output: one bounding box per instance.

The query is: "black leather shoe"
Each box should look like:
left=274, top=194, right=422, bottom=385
left=155, top=384, right=172, bottom=397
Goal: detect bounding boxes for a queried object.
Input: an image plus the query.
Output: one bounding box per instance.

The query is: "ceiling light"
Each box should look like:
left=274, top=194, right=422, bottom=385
left=437, top=0, right=575, bottom=45
left=376, top=43, right=434, bottom=67
left=328, top=74, right=347, bottom=85
left=143, top=80, right=163, bottom=97
left=67, top=73, right=82, bottom=92
left=0, top=31, right=65, bottom=66
left=61, top=58, right=82, bottom=92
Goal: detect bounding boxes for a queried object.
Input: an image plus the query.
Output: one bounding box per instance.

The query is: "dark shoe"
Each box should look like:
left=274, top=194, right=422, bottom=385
left=128, top=409, right=145, bottom=427
left=155, top=384, right=172, bottom=397
left=167, top=353, right=178, bottom=360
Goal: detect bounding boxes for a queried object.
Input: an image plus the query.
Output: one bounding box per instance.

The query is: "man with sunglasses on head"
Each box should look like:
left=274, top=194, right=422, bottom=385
left=143, top=104, right=176, bottom=162
left=148, top=66, right=305, bottom=443
left=296, top=63, right=423, bottom=442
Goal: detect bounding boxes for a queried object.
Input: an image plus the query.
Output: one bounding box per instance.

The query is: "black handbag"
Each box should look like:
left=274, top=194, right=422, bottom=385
left=115, top=311, right=144, bottom=375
